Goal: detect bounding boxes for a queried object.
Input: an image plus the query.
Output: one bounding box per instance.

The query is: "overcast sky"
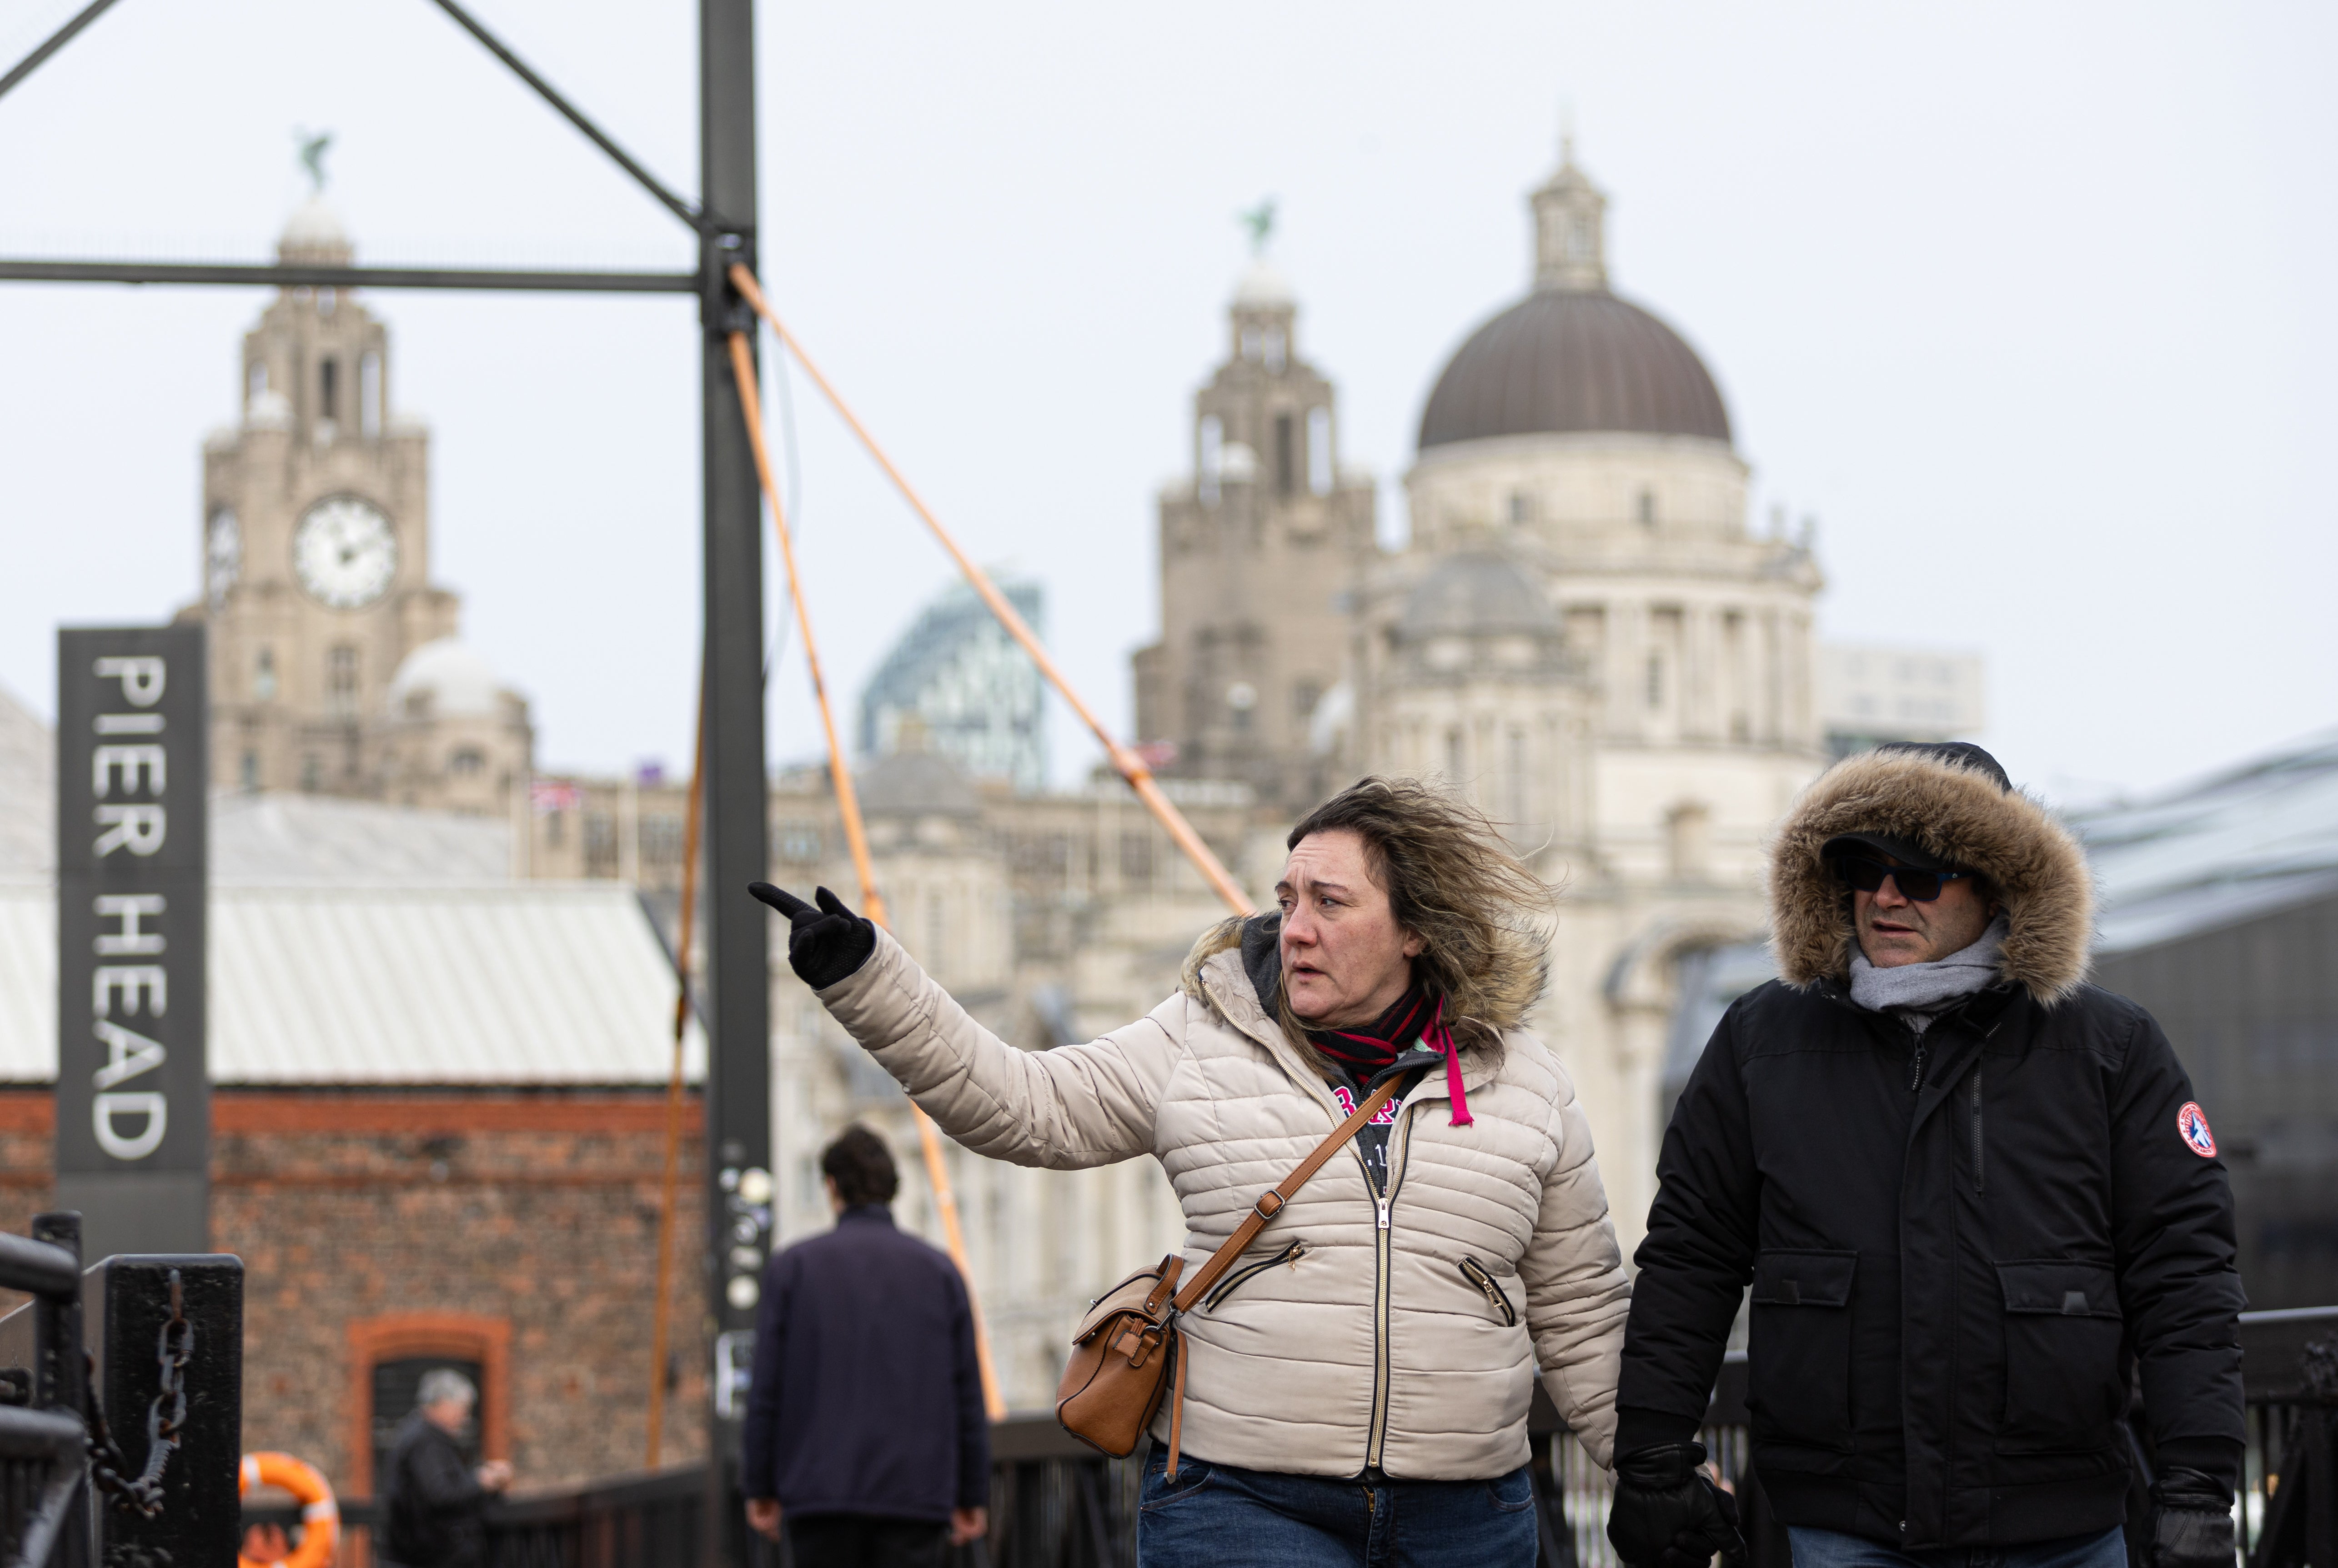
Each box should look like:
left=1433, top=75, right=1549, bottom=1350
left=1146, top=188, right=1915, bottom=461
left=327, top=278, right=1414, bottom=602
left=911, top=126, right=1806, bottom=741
left=1, top=0, right=2330, bottom=809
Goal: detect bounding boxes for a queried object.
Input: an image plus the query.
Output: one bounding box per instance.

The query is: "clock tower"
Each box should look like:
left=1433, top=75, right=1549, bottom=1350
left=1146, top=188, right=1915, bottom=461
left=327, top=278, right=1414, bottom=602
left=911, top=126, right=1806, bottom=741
left=186, top=194, right=532, bottom=814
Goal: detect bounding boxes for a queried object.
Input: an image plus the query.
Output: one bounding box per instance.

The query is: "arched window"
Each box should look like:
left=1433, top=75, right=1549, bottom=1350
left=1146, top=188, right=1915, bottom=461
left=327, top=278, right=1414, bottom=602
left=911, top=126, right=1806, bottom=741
left=360, top=351, right=383, bottom=437
left=1306, top=407, right=1333, bottom=496
left=1198, top=416, right=1224, bottom=505
left=1667, top=802, right=1712, bottom=881
left=327, top=645, right=359, bottom=718
left=319, top=357, right=339, bottom=422
left=1636, top=489, right=1656, bottom=526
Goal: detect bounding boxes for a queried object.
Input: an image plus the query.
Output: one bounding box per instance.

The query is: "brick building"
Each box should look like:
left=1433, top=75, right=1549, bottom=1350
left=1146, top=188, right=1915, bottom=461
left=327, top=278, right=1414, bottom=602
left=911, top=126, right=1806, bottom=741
left=0, top=1088, right=706, bottom=1493
left=0, top=705, right=712, bottom=1501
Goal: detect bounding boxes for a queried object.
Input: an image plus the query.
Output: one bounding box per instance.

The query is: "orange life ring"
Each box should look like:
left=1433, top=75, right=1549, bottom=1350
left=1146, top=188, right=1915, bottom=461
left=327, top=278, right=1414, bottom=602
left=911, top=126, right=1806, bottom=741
left=237, top=1451, right=338, bottom=1568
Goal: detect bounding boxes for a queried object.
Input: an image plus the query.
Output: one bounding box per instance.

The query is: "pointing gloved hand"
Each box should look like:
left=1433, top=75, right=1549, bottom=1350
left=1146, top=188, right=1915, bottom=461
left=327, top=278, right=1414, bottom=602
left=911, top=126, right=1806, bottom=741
left=1607, top=1442, right=1746, bottom=1568
left=2147, top=1467, right=2235, bottom=1568
left=748, top=883, right=877, bottom=989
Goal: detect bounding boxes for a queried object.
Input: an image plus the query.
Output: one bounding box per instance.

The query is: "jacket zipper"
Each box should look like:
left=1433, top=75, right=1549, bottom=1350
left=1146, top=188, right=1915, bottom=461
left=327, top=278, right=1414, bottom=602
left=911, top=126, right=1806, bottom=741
left=1907, top=1034, right=1928, bottom=1092
left=1459, top=1257, right=1517, bottom=1326
left=1365, top=1104, right=1417, bottom=1470
left=1969, top=1065, right=1984, bottom=1193
left=1202, top=1240, right=1307, bottom=1310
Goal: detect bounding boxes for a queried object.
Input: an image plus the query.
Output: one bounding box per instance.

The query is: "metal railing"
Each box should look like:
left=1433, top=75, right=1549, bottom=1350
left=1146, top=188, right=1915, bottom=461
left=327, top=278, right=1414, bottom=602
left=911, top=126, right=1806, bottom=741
left=0, top=1217, right=101, bottom=1568
left=239, top=1308, right=2338, bottom=1568
left=0, top=1213, right=243, bottom=1568
left=246, top=1466, right=709, bottom=1568
left=2238, top=1306, right=2338, bottom=1568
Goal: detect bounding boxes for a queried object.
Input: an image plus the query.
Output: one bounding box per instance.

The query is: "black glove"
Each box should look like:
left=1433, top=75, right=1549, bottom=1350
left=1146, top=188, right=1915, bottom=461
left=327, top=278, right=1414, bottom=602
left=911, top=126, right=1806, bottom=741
left=1607, top=1442, right=1745, bottom=1568
left=747, top=883, right=877, bottom=989
left=2148, top=1467, right=2234, bottom=1568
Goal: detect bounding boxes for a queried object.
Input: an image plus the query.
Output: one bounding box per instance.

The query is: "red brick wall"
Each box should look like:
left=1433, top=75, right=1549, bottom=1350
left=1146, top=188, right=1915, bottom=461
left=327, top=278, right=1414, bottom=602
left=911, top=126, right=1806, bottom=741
left=0, top=1089, right=710, bottom=1497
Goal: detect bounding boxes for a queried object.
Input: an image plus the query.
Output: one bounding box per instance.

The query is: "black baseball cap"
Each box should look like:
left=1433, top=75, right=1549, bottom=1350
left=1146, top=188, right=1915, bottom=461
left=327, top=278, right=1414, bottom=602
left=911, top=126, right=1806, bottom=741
left=1820, top=742, right=2014, bottom=872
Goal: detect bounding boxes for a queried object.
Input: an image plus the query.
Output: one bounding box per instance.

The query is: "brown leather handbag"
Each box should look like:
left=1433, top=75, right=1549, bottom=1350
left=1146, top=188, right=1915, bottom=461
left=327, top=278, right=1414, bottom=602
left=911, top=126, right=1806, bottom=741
left=1054, top=1075, right=1405, bottom=1478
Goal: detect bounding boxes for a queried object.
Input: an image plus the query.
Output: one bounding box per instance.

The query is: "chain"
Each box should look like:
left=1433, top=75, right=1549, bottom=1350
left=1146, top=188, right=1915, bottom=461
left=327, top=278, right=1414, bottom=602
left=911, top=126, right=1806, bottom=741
left=83, top=1268, right=193, bottom=1519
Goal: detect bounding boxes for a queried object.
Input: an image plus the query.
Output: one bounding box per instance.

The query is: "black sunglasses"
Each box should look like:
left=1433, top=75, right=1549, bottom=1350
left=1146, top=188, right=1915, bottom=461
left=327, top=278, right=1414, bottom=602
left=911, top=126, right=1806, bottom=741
left=1834, top=856, right=1974, bottom=903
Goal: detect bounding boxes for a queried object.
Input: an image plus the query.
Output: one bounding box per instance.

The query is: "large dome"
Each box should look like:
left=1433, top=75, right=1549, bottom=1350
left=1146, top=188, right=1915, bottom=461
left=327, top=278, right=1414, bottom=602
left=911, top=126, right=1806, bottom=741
left=1418, top=289, right=1731, bottom=450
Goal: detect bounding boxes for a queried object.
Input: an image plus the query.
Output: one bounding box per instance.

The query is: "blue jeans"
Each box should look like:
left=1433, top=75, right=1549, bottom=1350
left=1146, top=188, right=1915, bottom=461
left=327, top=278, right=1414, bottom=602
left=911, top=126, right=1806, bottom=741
left=1788, top=1524, right=2128, bottom=1568
left=1135, top=1445, right=1539, bottom=1568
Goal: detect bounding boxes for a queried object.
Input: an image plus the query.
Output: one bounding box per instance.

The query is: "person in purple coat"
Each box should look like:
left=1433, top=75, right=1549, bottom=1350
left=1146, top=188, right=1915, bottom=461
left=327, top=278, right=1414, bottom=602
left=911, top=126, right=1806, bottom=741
left=743, top=1125, right=990, bottom=1568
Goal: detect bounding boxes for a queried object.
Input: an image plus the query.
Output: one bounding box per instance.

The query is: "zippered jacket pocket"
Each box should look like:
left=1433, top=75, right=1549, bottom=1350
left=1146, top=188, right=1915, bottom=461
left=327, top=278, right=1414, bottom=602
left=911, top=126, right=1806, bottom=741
left=1459, top=1257, right=1518, bottom=1326
left=1202, top=1241, right=1306, bottom=1311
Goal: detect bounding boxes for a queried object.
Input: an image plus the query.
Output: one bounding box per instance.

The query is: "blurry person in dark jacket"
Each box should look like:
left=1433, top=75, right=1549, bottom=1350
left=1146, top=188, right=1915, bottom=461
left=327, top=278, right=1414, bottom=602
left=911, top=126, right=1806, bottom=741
left=1606, top=742, right=2245, bottom=1568
left=743, top=1125, right=990, bottom=1568
left=381, top=1368, right=512, bottom=1568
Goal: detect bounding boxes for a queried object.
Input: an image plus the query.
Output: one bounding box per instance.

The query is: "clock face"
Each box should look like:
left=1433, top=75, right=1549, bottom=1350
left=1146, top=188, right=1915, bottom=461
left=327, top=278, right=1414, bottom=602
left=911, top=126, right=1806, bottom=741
left=292, top=496, right=398, bottom=610
left=205, top=506, right=241, bottom=609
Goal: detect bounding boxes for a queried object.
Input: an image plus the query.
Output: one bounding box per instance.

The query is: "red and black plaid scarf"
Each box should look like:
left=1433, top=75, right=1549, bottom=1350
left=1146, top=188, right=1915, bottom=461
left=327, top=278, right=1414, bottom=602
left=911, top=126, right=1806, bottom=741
left=1308, top=983, right=1473, bottom=1126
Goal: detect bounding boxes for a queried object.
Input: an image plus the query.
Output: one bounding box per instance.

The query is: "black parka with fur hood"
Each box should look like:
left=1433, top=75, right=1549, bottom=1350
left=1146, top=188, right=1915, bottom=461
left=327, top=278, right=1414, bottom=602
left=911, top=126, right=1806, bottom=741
left=1614, top=750, right=2245, bottom=1549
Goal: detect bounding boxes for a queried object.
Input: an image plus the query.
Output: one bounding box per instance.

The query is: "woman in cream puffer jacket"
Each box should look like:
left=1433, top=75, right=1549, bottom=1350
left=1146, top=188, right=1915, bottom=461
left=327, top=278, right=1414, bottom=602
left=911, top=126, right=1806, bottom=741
left=763, top=778, right=1630, bottom=1564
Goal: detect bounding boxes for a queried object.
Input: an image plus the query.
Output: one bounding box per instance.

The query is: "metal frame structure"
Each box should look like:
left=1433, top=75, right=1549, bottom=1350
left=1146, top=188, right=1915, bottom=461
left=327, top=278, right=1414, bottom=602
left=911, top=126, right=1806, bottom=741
left=0, top=5, right=770, bottom=1560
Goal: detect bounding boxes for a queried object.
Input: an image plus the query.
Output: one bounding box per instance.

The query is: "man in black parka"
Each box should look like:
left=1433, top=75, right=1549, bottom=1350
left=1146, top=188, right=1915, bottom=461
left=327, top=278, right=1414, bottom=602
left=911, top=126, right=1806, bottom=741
left=380, top=1368, right=511, bottom=1568
left=1605, top=743, right=2244, bottom=1568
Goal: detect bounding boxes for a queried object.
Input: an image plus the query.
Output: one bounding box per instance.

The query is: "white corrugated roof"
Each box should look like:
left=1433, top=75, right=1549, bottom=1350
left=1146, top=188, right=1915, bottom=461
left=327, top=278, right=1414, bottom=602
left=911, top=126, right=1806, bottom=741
left=1, top=883, right=703, bottom=1085
left=209, top=792, right=512, bottom=885
left=0, top=697, right=707, bottom=1085
left=2075, top=728, right=2338, bottom=953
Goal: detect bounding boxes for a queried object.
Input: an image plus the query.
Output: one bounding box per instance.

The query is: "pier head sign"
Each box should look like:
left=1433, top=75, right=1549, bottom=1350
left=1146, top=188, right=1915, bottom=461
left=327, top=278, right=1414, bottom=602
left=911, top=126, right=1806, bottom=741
left=55, top=626, right=210, bottom=1258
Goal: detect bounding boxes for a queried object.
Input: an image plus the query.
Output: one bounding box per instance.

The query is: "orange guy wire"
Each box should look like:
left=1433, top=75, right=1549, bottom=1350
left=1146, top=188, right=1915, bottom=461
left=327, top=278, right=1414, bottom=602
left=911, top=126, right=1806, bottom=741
left=728, top=263, right=1254, bottom=919
left=726, top=328, right=1006, bottom=1422
left=645, top=694, right=706, bottom=1467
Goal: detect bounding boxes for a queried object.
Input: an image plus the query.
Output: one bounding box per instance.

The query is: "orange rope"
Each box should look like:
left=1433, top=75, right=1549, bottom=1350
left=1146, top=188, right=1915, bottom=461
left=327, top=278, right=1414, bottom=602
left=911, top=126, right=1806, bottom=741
left=726, top=329, right=1006, bottom=1422
left=644, top=694, right=706, bottom=1467
left=727, top=263, right=1254, bottom=920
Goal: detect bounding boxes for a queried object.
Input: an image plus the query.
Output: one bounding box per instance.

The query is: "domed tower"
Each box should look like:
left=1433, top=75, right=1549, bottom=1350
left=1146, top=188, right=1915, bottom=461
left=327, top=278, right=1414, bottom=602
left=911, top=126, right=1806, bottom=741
left=184, top=195, right=532, bottom=814
left=1365, top=146, right=1830, bottom=1248
left=1133, top=250, right=1379, bottom=806
left=1382, top=142, right=1824, bottom=838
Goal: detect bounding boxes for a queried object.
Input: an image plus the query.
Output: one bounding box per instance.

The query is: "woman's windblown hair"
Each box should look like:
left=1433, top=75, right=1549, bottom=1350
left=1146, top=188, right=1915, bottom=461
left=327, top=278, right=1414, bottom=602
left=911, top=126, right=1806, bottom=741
left=1184, top=776, right=1555, bottom=1044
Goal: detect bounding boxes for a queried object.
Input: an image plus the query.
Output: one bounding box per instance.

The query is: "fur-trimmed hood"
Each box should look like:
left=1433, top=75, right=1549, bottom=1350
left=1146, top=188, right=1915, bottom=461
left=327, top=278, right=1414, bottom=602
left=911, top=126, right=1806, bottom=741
left=1770, top=749, right=2094, bottom=1006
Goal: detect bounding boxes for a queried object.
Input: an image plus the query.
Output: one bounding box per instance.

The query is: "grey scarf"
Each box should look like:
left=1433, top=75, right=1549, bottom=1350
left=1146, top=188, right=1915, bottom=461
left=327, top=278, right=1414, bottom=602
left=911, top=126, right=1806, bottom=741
left=1848, top=915, right=2009, bottom=1027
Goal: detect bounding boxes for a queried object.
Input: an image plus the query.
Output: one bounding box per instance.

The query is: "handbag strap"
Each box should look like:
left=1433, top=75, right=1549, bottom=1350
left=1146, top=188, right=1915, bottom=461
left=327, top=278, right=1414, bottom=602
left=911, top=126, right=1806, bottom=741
left=1168, top=1072, right=1409, bottom=1315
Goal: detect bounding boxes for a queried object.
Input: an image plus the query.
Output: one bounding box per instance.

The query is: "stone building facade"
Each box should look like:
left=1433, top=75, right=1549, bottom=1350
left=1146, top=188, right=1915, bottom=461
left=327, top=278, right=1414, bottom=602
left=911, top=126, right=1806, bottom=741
left=182, top=197, right=532, bottom=816
left=1133, top=255, right=1380, bottom=805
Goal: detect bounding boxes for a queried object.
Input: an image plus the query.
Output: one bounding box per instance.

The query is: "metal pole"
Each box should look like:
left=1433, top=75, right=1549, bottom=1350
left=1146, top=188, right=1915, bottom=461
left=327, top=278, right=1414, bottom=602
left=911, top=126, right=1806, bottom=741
left=700, top=0, right=766, bottom=1562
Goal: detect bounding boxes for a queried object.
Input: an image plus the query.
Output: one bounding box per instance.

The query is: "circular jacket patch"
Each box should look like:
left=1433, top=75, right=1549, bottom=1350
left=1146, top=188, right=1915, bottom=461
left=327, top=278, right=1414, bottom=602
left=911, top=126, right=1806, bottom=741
left=2177, top=1102, right=2217, bottom=1158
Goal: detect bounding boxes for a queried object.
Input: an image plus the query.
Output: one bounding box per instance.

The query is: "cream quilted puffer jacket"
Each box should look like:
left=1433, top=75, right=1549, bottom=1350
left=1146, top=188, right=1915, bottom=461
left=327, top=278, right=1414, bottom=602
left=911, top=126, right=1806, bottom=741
left=817, top=923, right=1631, bottom=1479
